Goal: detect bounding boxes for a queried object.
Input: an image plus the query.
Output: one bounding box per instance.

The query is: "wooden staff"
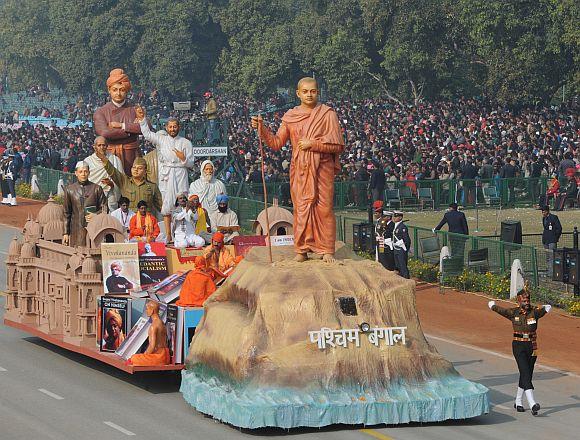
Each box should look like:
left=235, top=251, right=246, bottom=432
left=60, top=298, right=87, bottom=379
left=256, top=115, right=273, bottom=263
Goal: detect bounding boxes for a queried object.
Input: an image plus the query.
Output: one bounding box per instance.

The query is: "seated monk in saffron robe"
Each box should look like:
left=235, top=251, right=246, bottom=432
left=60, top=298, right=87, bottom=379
left=203, top=232, right=243, bottom=277
left=129, top=200, right=160, bottom=242
left=176, top=256, right=217, bottom=307
left=129, top=300, right=170, bottom=366
left=252, top=77, right=344, bottom=263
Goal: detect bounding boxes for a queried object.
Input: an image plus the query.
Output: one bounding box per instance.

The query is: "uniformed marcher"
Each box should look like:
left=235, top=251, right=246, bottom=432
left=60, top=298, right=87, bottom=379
left=373, top=200, right=384, bottom=262
left=373, top=201, right=395, bottom=270
left=488, top=285, right=551, bottom=415
left=382, top=210, right=396, bottom=271
left=540, top=205, right=562, bottom=277
left=392, top=211, right=411, bottom=278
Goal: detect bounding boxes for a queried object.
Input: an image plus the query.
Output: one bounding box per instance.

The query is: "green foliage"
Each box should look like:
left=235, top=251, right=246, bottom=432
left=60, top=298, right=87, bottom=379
left=408, top=259, right=439, bottom=283
left=16, top=183, right=47, bottom=200
left=15, top=183, right=32, bottom=199
left=457, top=0, right=578, bottom=105
left=444, top=270, right=511, bottom=299
left=313, top=29, right=371, bottom=97
left=133, top=0, right=220, bottom=95
left=0, top=0, right=577, bottom=103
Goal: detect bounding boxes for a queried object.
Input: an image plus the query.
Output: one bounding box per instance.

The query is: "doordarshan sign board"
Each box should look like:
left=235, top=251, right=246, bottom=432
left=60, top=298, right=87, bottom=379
left=193, top=146, right=228, bottom=157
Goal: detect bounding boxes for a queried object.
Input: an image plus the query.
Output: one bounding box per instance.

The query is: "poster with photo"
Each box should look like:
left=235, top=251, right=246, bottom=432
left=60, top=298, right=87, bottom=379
left=99, top=296, right=131, bottom=352
left=138, top=242, right=168, bottom=289
left=101, top=243, right=140, bottom=294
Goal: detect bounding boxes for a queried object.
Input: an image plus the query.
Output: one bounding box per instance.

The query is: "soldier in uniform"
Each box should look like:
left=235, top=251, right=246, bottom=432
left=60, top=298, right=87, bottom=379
left=374, top=201, right=395, bottom=270
left=392, top=211, right=411, bottom=278
left=373, top=200, right=384, bottom=262
left=488, top=284, right=552, bottom=415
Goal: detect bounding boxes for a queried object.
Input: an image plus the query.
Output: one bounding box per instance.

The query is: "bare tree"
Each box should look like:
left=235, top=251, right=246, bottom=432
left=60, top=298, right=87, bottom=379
left=408, top=79, right=425, bottom=106
left=353, top=59, right=405, bottom=106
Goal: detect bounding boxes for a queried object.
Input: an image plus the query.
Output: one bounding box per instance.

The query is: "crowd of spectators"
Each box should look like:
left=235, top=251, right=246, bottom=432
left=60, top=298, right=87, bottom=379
left=226, top=97, right=579, bottom=184
left=1, top=89, right=578, bottom=200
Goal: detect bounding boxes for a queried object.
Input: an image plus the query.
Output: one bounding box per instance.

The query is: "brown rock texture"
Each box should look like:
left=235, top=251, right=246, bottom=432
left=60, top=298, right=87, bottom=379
left=186, top=244, right=457, bottom=388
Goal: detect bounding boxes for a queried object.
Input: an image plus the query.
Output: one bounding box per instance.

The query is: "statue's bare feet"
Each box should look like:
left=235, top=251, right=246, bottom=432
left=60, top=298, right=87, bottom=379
left=323, top=253, right=335, bottom=263
left=294, top=253, right=308, bottom=262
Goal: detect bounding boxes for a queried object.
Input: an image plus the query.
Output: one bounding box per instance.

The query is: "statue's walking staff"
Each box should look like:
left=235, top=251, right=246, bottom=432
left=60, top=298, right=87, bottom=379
left=251, top=104, right=292, bottom=264
left=256, top=115, right=273, bottom=263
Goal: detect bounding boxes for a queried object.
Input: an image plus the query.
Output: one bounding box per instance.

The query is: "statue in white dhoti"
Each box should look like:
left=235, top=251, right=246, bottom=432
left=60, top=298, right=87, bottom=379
left=188, top=159, right=227, bottom=219
left=135, top=106, right=194, bottom=242
left=84, top=136, right=124, bottom=211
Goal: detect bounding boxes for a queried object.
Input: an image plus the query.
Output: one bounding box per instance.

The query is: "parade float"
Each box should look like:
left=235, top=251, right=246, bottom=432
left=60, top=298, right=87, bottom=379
left=179, top=244, right=489, bottom=428
left=3, top=69, right=488, bottom=430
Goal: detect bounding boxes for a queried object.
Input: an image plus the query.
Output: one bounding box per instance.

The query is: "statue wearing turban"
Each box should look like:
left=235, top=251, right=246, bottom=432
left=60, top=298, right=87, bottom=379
left=102, top=308, right=126, bottom=351
left=209, top=194, right=240, bottom=244
left=203, top=231, right=243, bottom=275
left=93, top=68, right=142, bottom=175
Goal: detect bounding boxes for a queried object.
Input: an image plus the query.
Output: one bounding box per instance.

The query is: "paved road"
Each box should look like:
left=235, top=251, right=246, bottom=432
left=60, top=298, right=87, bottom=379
left=0, top=225, right=578, bottom=439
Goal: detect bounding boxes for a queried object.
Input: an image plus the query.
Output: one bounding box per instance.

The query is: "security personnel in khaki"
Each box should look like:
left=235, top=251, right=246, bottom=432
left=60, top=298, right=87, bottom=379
left=99, top=154, right=162, bottom=218
left=488, top=285, right=551, bottom=415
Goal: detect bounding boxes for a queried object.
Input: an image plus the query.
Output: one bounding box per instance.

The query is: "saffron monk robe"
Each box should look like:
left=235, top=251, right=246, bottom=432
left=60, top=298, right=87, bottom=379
left=129, top=300, right=170, bottom=366
left=129, top=200, right=160, bottom=242
left=252, top=77, right=344, bottom=263
left=176, top=256, right=217, bottom=307
left=488, top=285, right=551, bottom=416
left=203, top=232, right=243, bottom=277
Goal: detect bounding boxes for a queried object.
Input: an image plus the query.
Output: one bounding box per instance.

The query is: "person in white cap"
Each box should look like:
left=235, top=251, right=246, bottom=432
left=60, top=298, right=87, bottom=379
left=392, top=211, right=411, bottom=278
left=62, top=161, right=107, bottom=247
left=188, top=159, right=227, bottom=219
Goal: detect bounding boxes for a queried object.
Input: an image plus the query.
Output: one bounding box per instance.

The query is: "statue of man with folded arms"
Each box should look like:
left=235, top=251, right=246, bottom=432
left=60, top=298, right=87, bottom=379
left=251, top=77, right=344, bottom=263
left=93, top=68, right=142, bottom=175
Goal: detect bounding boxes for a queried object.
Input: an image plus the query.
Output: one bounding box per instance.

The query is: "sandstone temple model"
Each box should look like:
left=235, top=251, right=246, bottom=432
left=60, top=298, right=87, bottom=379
left=5, top=196, right=125, bottom=347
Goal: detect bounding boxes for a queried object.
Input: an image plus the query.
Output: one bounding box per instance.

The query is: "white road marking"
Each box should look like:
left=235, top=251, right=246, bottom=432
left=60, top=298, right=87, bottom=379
left=0, top=366, right=7, bottom=372
left=491, top=402, right=510, bottom=411
left=425, top=333, right=580, bottom=379
left=38, top=388, right=64, bottom=400
left=104, top=421, right=136, bottom=436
